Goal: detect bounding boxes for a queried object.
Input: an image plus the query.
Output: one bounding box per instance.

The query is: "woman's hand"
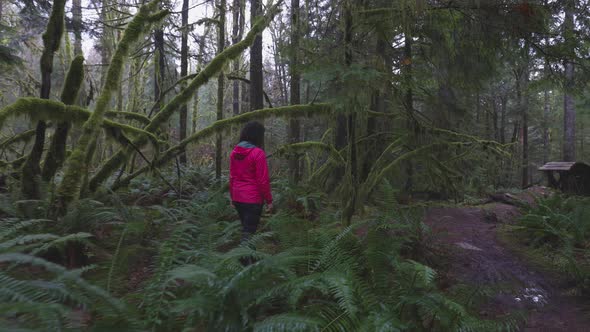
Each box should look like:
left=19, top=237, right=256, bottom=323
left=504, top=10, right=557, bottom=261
left=230, top=201, right=235, bottom=209
left=266, top=203, right=274, bottom=214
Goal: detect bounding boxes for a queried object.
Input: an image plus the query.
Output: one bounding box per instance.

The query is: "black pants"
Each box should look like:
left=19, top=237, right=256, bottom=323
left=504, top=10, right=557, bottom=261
left=234, top=202, right=263, bottom=243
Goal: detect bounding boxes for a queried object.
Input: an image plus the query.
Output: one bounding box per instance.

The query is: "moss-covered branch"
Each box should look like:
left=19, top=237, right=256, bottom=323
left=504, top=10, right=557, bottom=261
left=89, top=3, right=283, bottom=191
left=105, top=111, right=151, bottom=126
left=272, top=141, right=345, bottom=165
left=113, top=103, right=332, bottom=189
left=53, top=0, right=166, bottom=214
left=0, top=98, right=160, bottom=145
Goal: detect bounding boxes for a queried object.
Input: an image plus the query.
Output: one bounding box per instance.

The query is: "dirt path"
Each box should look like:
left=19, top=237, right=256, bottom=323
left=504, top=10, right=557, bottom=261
left=424, top=194, right=590, bottom=331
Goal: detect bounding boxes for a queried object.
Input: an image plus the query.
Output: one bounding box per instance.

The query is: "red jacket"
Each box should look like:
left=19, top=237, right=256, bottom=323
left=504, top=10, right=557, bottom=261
left=229, top=143, right=273, bottom=205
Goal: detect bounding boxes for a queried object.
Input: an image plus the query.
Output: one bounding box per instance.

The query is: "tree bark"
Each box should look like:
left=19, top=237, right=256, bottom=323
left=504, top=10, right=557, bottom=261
left=563, top=0, right=576, bottom=161
left=516, top=49, right=530, bottom=189
left=543, top=88, right=550, bottom=164
left=403, top=34, right=413, bottom=192
left=500, top=94, right=507, bottom=144
left=249, top=0, right=263, bottom=111
left=231, top=0, right=243, bottom=116
left=288, top=0, right=301, bottom=183
left=215, top=0, right=226, bottom=179
left=41, top=0, right=86, bottom=181
left=179, top=0, right=189, bottom=164
left=22, top=0, right=66, bottom=198
left=154, top=29, right=165, bottom=113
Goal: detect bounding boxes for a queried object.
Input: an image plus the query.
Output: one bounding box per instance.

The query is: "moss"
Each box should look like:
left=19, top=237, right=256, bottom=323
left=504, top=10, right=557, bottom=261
left=42, top=56, right=85, bottom=181
left=40, top=0, right=66, bottom=75
left=114, top=103, right=332, bottom=189
left=105, top=111, right=151, bottom=126
left=274, top=141, right=345, bottom=165
left=59, top=56, right=85, bottom=104
left=90, top=3, right=282, bottom=191
left=55, top=0, right=165, bottom=212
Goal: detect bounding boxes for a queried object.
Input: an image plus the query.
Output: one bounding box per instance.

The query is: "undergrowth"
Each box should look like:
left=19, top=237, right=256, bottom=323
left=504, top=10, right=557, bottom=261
left=508, top=194, right=590, bottom=293
left=0, top=176, right=518, bottom=331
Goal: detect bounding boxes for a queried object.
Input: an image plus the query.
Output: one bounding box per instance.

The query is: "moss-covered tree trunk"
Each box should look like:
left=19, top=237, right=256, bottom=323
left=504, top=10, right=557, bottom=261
left=41, top=56, right=85, bottom=181
left=41, top=0, right=86, bottom=182
left=52, top=0, right=165, bottom=216
left=21, top=0, right=66, bottom=198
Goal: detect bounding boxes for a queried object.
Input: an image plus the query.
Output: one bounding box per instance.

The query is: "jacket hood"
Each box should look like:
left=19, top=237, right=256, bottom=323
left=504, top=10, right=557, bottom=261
left=233, top=142, right=257, bottom=160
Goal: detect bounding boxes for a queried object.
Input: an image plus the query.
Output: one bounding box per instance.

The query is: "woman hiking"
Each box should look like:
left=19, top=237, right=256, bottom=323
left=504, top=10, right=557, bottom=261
left=229, top=121, right=273, bottom=244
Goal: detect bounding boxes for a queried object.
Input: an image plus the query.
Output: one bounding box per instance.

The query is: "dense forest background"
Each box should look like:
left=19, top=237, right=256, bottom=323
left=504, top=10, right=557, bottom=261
left=1, top=0, right=590, bottom=331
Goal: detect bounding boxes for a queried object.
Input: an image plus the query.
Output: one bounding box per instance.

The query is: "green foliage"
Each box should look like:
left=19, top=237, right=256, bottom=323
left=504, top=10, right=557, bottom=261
left=510, top=194, right=590, bottom=291
left=132, top=188, right=506, bottom=332
left=89, top=2, right=286, bottom=192
left=55, top=0, right=168, bottom=213
left=0, top=210, right=135, bottom=330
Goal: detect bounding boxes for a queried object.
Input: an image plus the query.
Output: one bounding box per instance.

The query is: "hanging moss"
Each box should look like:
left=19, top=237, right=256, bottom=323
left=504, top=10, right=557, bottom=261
left=113, top=103, right=333, bottom=189
left=54, top=0, right=167, bottom=214
left=90, top=3, right=283, bottom=191
left=42, top=56, right=85, bottom=181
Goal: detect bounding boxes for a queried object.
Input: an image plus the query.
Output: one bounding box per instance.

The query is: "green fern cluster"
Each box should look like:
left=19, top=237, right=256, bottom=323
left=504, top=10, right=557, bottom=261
left=0, top=211, right=136, bottom=330
left=511, top=194, right=590, bottom=291
left=136, top=190, right=510, bottom=332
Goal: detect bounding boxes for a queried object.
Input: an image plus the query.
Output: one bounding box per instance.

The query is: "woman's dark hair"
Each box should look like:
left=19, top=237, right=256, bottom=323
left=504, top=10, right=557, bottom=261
left=239, top=121, right=265, bottom=147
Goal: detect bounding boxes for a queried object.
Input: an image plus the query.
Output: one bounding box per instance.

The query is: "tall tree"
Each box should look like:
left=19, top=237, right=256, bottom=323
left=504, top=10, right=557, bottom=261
left=21, top=0, right=66, bottom=198
left=249, top=0, right=263, bottom=112
left=563, top=0, right=576, bottom=161
left=179, top=0, right=189, bottom=164
left=288, top=0, right=301, bottom=182
left=154, top=28, right=165, bottom=113
left=41, top=0, right=86, bottom=181
left=215, top=0, right=226, bottom=179
left=231, top=0, right=244, bottom=116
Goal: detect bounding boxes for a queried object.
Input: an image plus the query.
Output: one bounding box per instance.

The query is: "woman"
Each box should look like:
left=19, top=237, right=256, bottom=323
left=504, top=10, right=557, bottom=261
left=229, top=121, right=273, bottom=243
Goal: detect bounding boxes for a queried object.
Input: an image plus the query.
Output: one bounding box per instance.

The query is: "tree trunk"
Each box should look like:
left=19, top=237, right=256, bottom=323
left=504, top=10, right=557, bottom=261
left=231, top=0, right=243, bottom=115
left=500, top=95, right=507, bottom=144
left=543, top=89, right=550, bottom=164
left=21, top=0, right=66, bottom=198
left=179, top=0, right=189, bottom=164
left=154, top=29, right=165, bottom=113
left=41, top=0, right=86, bottom=181
left=288, top=0, right=301, bottom=183
left=563, top=0, right=576, bottom=161
left=249, top=0, right=263, bottom=111
left=517, top=51, right=530, bottom=189
left=403, top=34, right=413, bottom=192
left=215, top=0, right=226, bottom=179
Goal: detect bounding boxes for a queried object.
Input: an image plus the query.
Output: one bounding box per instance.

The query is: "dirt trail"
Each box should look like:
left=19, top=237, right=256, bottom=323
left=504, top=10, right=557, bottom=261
left=424, top=190, right=590, bottom=331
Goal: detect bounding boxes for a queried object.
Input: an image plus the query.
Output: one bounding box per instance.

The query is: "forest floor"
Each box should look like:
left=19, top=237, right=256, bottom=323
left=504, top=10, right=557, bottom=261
left=425, top=187, right=590, bottom=331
